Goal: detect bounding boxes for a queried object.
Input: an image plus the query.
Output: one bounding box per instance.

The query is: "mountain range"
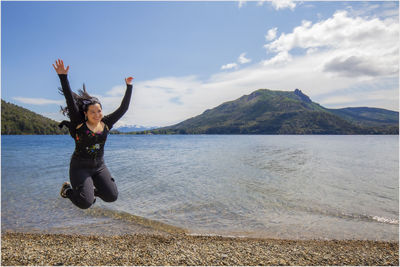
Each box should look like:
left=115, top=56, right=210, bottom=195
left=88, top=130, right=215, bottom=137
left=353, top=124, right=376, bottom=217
left=135, top=89, right=398, bottom=135
left=2, top=88, right=398, bottom=135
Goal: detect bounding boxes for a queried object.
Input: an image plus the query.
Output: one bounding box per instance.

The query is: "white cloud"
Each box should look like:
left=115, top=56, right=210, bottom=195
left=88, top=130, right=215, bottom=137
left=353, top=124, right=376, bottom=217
left=244, top=0, right=297, bottom=10
left=346, top=3, right=380, bottom=18
left=13, top=97, right=64, bottom=106
left=98, top=76, right=203, bottom=127
left=316, top=87, right=398, bottom=110
left=263, top=51, right=292, bottom=66
left=270, top=0, right=297, bottom=11
left=323, top=55, right=385, bottom=77
left=92, top=9, right=398, bottom=127
left=264, top=10, right=399, bottom=77
left=346, top=1, right=398, bottom=20
left=265, top=27, right=278, bottom=41
left=221, top=63, right=238, bottom=70
left=106, top=85, right=125, bottom=96
left=238, top=53, right=251, bottom=64
left=221, top=52, right=252, bottom=70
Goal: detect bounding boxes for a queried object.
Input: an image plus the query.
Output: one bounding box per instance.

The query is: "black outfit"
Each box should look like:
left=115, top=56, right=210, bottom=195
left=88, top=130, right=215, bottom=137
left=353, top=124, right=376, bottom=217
left=58, top=74, right=132, bottom=209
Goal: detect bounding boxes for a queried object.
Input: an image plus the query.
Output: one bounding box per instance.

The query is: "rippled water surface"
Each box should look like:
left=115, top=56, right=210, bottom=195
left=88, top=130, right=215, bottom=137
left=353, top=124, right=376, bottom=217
left=2, top=135, right=398, bottom=240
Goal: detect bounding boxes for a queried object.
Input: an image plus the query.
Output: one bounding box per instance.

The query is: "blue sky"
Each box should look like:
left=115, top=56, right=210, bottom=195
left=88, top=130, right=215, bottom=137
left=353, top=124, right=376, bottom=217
left=2, top=0, right=399, bottom=127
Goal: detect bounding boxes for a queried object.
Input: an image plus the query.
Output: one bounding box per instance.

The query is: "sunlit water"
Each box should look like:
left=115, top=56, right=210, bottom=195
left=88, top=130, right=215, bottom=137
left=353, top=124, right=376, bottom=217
left=1, top=135, right=398, bottom=240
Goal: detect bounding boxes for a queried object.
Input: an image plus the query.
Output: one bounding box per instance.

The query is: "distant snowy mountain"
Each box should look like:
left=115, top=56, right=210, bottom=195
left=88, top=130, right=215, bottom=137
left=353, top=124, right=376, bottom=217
left=115, top=125, right=159, bottom=133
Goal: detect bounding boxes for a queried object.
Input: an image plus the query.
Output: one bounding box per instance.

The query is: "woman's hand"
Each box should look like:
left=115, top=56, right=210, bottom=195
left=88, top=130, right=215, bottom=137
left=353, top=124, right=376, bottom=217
left=52, top=59, right=69, bottom=74
left=125, top=77, right=134, bottom=85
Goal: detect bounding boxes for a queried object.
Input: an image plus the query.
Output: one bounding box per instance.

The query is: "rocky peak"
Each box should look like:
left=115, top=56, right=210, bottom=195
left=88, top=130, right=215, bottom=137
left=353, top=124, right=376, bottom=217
left=294, top=89, right=312, bottom=103
left=246, top=91, right=261, bottom=101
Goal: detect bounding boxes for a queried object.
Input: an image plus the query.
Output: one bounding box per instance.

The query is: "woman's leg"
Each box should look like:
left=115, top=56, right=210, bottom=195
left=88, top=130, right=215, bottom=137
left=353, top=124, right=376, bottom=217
left=92, top=164, right=118, bottom=203
left=68, top=165, right=96, bottom=209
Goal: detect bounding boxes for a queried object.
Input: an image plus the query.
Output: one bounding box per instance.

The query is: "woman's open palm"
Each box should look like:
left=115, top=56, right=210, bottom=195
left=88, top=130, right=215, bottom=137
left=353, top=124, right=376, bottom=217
left=52, top=59, right=69, bottom=74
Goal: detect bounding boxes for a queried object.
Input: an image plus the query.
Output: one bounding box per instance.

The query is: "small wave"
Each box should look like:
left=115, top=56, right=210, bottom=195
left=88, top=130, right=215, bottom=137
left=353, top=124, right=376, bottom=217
left=188, top=232, right=249, bottom=239
left=284, top=202, right=399, bottom=226
left=321, top=211, right=399, bottom=226
left=372, top=216, right=399, bottom=225
left=336, top=213, right=399, bottom=225
left=316, top=210, right=399, bottom=226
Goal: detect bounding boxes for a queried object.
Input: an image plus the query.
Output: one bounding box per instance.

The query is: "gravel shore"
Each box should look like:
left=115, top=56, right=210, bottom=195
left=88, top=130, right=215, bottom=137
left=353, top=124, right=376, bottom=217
left=2, top=232, right=398, bottom=266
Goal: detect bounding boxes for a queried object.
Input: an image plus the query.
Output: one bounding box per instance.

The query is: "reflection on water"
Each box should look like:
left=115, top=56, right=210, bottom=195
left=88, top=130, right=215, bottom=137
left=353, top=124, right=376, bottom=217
left=2, top=135, right=399, bottom=240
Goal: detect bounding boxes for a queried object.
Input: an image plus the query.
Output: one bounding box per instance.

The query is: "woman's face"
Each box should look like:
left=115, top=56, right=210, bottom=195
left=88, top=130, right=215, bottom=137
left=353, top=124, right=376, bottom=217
left=85, top=103, right=103, bottom=124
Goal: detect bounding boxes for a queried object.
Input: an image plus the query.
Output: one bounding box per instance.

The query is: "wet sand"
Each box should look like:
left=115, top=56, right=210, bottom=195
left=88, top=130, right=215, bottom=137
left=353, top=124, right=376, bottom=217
left=2, top=232, right=398, bottom=266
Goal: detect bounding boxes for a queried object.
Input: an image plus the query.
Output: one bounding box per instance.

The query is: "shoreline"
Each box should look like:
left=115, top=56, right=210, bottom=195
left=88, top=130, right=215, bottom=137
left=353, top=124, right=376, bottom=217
left=2, top=232, right=398, bottom=266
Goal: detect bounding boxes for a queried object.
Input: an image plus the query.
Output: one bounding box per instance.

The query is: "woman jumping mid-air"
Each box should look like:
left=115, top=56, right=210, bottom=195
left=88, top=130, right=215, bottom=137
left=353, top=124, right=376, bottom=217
left=53, top=59, right=134, bottom=209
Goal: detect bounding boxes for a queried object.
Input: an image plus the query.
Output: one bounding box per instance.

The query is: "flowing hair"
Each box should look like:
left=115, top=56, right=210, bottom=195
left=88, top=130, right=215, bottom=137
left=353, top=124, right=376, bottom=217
left=59, top=83, right=102, bottom=121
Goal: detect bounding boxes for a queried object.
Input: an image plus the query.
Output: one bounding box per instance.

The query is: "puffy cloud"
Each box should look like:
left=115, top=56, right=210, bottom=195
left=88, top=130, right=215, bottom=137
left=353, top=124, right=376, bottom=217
left=221, top=52, right=251, bottom=70
left=221, top=63, right=238, bottom=70
left=263, top=51, right=292, bottom=66
left=270, top=0, right=296, bottom=11
left=238, top=53, right=251, bottom=64
left=323, top=55, right=386, bottom=77
left=265, top=27, right=278, bottom=41
left=264, top=10, right=399, bottom=77
left=257, top=0, right=296, bottom=10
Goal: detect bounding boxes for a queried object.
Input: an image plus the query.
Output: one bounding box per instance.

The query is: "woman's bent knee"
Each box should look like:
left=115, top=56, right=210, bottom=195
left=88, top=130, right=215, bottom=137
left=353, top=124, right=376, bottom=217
left=103, top=191, right=118, bottom=202
left=72, top=190, right=96, bottom=209
left=76, top=198, right=95, bottom=209
left=77, top=202, right=92, bottom=209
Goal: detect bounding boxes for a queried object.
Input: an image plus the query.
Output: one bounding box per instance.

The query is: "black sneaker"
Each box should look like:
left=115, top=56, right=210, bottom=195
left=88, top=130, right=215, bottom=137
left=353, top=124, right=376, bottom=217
left=60, top=182, right=72, bottom=198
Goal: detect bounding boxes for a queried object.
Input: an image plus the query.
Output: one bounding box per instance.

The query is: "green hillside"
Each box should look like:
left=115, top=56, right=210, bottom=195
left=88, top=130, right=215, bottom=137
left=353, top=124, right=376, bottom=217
left=1, top=99, right=68, bottom=135
left=135, top=89, right=398, bottom=135
left=327, top=107, right=399, bottom=126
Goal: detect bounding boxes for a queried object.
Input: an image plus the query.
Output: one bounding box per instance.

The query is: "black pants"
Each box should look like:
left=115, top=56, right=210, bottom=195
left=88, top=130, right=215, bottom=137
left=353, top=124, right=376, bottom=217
left=66, top=156, right=118, bottom=209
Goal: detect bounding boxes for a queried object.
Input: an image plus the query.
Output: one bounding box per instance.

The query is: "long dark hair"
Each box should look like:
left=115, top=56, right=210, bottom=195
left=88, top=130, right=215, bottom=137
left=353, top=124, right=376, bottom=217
left=59, top=83, right=102, bottom=121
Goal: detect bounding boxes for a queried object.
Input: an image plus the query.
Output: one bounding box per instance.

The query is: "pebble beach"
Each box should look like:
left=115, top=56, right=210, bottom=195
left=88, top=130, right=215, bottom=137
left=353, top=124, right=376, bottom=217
left=2, top=232, right=398, bottom=266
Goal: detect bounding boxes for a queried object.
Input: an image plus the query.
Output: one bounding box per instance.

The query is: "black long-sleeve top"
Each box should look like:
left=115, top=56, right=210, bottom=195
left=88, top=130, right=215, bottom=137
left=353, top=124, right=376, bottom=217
left=58, top=74, right=132, bottom=159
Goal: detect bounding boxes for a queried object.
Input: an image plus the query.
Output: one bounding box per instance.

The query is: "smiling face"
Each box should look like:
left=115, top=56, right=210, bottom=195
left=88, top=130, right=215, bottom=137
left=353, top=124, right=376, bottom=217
left=85, top=103, right=103, bottom=124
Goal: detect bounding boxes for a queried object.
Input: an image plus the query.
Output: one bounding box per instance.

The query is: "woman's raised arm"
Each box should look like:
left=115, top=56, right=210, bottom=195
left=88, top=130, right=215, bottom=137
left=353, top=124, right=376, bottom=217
left=103, top=77, right=134, bottom=129
left=53, top=59, right=81, bottom=124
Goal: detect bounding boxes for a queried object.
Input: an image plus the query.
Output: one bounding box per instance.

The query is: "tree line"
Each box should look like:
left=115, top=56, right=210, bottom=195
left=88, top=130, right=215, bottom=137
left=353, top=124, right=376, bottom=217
left=1, top=99, right=68, bottom=135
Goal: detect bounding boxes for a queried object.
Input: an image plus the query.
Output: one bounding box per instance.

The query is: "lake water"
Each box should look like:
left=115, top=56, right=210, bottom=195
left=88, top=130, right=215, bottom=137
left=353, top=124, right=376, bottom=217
left=1, top=135, right=398, bottom=241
